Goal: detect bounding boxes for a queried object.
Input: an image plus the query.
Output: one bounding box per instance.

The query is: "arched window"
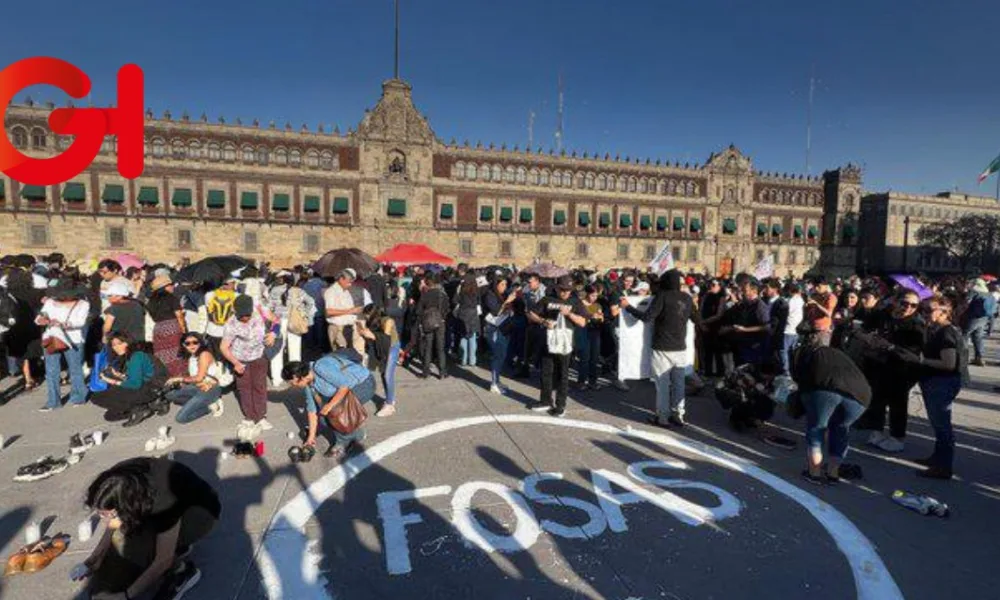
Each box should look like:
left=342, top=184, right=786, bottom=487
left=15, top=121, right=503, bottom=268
left=667, top=180, right=676, bottom=195
left=465, top=163, right=477, bottom=179
left=274, top=147, right=287, bottom=165
left=171, top=140, right=186, bottom=159
left=618, top=177, right=627, bottom=192
left=289, top=149, right=301, bottom=166
left=305, top=150, right=319, bottom=168
left=585, top=173, right=595, bottom=189
left=222, top=143, right=237, bottom=161
left=575, top=172, right=585, bottom=188
left=491, top=164, right=502, bottom=181
left=321, top=150, right=337, bottom=170
left=552, top=170, right=561, bottom=186
left=564, top=171, right=574, bottom=187
left=726, top=188, right=736, bottom=202
left=10, top=127, right=27, bottom=149
left=188, top=140, right=202, bottom=159
left=504, top=166, right=515, bottom=183
left=540, top=170, right=550, bottom=185
left=452, top=161, right=464, bottom=179
left=30, top=128, right=47, bottom=148
left=608, top=175, right=617, bottom=191
left=597, top=174, right=607, bottom=190
left=656, top=180, right=666, bottom=194
left=480, top=164, right=490, bottom=181
left=58, top=136, right=72, bottom=150
left=258, top=147, right=269, bottom=166
left=685, top=181, right=694, bottom=196
left=638, top=178, right=647, bottom=193
left=208, top=143, right=221, bottom=160
left=528, top=168, right=539, bottom=185
left=102, top=137, right=116, bottom=154
left=516, top=166, right=527, bottom=184
left=692, top=183, right=699, bottom=195
left=152, top=138, right=166, bottom=157
left=627, top=177, right=637, bottom=192
left=241, top=146, right=255, bottom=163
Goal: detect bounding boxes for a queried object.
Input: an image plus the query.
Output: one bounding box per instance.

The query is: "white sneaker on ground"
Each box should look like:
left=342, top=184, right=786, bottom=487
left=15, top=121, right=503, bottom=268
left=209, top=400, right=224, bottom=418
left=876, top=436, right=905, bottom=453
left=614, top=380, right=630, bottom=391
left=866, top=431, right=887, bottom=447
left=376, top=404, right=396, bottom=417
left=489, top=384, right=507, bottom=396
left=257, top=418, right=274, bottom=431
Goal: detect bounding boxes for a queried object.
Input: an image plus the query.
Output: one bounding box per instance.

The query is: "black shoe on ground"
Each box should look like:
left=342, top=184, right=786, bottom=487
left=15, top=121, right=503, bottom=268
left=646, top=415, right=670, bottom=429
left=914, top=456, right=936, bottom=468
left=801, top=470, right=826, bottom=486
left=122, top=407, right=155, bottom=428
left=153, top=560, right=201, bottom=600
left=916, top=466, right=953, bottom=480
left=667, top=414, right=686, bottom=428
left=761, top=435, right=797, bottom=451
left=529, top=402, right=551, bottom=412
left=547, top=407, right=566, bottom=418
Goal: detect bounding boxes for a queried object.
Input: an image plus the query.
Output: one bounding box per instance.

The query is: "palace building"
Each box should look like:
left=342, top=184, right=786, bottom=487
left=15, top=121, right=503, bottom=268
left=0, top=77, right=993, bottom=276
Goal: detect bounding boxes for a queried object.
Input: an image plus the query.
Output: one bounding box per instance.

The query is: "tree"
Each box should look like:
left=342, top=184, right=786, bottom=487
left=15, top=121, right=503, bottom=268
left=916, top=214, right=1000, bottom=272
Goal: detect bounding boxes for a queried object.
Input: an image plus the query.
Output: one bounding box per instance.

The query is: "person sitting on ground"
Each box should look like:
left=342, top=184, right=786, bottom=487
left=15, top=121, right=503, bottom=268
left=166, top=333, right=229, bottom=424
left=90, top=332, right=163, bottom=422
left=75, top=457, right=220, bottom=600
left=282, top=353, right=376, bottom=461
left=792, top=322, right=871, bottom=485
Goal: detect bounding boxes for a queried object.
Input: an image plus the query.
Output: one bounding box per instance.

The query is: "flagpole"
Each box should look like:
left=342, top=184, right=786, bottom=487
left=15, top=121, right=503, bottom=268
left=996, top=169, right=999, bottom=202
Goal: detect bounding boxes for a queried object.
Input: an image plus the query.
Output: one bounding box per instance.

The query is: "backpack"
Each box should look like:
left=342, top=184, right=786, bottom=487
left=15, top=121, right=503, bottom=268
left=0, top=289, right=16, bottom=335
left=420, top=289, right=446, bottom=332
left=206, top=290, right=237, bottom=326
left=287, top=288, right=310, bottom=335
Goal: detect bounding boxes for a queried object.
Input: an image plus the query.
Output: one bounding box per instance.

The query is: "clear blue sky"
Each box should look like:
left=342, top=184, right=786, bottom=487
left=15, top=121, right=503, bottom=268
left=5, top=0, right=999, bottom=195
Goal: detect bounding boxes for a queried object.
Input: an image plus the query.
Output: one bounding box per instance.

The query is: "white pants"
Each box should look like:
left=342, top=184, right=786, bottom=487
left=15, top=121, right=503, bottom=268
left=269, top=318, right=303, bottom=383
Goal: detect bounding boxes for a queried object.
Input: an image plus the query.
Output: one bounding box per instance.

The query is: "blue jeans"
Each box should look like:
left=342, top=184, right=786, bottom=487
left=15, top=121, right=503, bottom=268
left=651, top=350, right=688, bottom=418
left=780, top=334, right=798, bottom=375
left=169, top=384, right=222, bottom=424
left=459, top=334, right=478, bottom=366
left=381, top=343, right=400, bottom=405
left=486, top=326, right=509, bottom=386
left=803, top=390, right=866, bottom=460
left=575, top=328, right=601, bottom=385
left=43, top=345, right=87, bottom=409
left=333, top=375, right=376, bottom=447
left=919, top=375, right=961, bottom=470
left=965, top=317, right=988, bottom=362
left=507, top=316, right=527, bottom=367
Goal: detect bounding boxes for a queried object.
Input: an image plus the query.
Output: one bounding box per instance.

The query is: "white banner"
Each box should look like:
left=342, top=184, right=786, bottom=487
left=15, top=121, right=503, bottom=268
left=753, top=255, right=774, bottom=279
left=647, top=244, right=675, bottom=276
left=618, top=297, right=652, bottom=380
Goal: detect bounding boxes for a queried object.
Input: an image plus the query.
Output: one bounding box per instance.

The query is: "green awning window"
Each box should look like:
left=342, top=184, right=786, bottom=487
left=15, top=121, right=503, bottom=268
left=480, top=206, right=494, bottom=221
left=673, top=216, right=685, bottom=231
left=63, top=182, right=86, bottom=202
left=793, top=224, right=804, bottom=238
left=640, top=215, right=652, bottom=230
left=578, top=211, right=591, bottom=226
left=0, top=180, right=5, bottom=199
left=772, top=223, right=783, bottom=236
left=240, top=191, right=258, bottom=210
left=303, top=195, right=321, bottom=213
left=598, top=212, right=610, bottom=227
left=690, top=218, right=702, bottom=232
left=332, top=197, right=350, bottom=214
left=519, top=208, right=533, bottom=223
left=387, top=198, right=407, bottom=217
left=172, top=188, right=192, bottom=207
left=807, top=225, right=818, bottom=238
left=101, top=184, right=124, bottom=204
left=723, top=218, right=737, bottom=234
left=207, top=190, right=226, bottom=208
left=656, top=216, right=668, bottom=231
left=137, top=186, right=159, bottom=205
left=843, top=224, right=856, bottom=238
left=756, top=223, right=767, bottom=236
left=499, top=206, right=513, bottom=222
left=440, top=203, right=454, bottom=219
left=22, top=184, right=47, bottom=200
left=553, top=210, right=567, bottom=225
left=619, top=214, right=633, bottom=228
left=272, top=193, right=290, bottom=211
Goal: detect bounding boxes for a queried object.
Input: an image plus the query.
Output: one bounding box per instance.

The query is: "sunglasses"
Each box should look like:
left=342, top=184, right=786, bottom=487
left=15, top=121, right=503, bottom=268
left=899, top=301, right=919, bottom=308
left=183, top=340, right=201, bottom=347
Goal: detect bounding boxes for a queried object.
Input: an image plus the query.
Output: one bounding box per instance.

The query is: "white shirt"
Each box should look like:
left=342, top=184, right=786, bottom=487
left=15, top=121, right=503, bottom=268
left=38, top=299, right=90, bottom=347
left=785, top=294, right=804, bottom=335
left=324, top=283, right=356, bottom=326
left=99, top=275, right=131, bottom=311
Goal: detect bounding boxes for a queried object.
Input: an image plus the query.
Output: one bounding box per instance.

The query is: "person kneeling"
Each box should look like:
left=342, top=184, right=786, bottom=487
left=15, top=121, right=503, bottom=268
left=282, top=352, right=376, bottom=461
left=75, top=457, right=220, bottom=600
left=90, top=332, right=164, bottom=423
left=166, top=333, right=231, bottom=424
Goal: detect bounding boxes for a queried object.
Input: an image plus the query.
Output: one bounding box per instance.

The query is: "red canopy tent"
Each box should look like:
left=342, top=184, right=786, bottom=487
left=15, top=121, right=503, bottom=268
left=375, top=243, right=455, bottom=266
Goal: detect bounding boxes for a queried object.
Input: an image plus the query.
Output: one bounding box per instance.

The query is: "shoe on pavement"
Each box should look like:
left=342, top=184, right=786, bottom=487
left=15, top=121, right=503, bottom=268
left=547, top=407, right=566, bottom=418
left=69, top=433, right=95, bottom=455
left=489, top=384, right=507, bottom=396
left=762, top=435, right=797, bottom=450
left=376, top=404, right=396, bottom=417
left=153, top=559, right=201, bottom=600
left=613, top=380, right=630, bottom=391
left=667, top=414, right=686, bottom=428
left=876, top=436, right=905, bottom=453
left=529, top=403, right=552, bottom=412
left=916, top=466, right=953, bottom=480
left=209, top=400, right=224, bottom=418
left=866, top=431, right=887, bottom=447
left=22, top=534, right=70, bottom=573
left=37, top=406, right=54, bottom=413
left=257, top=418, right=274, bottom=431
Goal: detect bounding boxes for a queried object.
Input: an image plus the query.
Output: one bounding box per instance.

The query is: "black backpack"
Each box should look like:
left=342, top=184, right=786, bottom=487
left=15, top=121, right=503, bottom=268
left=421, top=289, right=446, bottom=332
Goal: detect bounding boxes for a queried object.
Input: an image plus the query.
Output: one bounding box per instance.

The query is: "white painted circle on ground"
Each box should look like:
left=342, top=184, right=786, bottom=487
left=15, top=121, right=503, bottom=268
left=256, top=415, right=903, bottom=600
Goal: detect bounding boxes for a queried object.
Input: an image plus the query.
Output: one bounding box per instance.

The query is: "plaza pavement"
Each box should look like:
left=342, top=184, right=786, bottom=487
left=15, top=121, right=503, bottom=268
left=0, top=344, right=998, bottom=600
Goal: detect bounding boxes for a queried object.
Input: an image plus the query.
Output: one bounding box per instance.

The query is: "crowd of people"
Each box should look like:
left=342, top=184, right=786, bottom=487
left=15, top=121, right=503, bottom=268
left=0, top=250, right=991, bottom=599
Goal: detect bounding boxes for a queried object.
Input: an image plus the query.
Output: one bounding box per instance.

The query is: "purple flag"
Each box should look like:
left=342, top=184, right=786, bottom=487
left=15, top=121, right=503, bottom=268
left=890, top=274, right=933, bottom=300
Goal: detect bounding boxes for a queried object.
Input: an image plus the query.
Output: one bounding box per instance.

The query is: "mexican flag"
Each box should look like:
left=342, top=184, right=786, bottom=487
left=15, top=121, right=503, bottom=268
left=978, top=153, right=1000, bottom=183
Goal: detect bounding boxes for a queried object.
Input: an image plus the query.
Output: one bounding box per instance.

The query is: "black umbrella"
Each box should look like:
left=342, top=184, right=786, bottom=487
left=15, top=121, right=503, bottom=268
left=177, top=255, right=249, bottom=287
left=312, top=248, right=378, bottom=279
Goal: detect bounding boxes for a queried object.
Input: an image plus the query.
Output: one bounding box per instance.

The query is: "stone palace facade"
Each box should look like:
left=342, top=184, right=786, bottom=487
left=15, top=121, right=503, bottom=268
left=1, top=77, right=994, bottom=276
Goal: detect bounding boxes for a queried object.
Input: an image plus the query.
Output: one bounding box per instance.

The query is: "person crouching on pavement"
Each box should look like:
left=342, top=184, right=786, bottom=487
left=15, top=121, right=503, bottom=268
left=792, top=322, right=871, bottom=485
left=282, top=353, right=376, bottom=460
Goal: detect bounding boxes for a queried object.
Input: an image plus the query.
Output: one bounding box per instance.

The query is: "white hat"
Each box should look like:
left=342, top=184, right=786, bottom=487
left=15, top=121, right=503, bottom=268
left=106, top=280, right=131, bottom=297
left=635, top=281, right=651, bottom=293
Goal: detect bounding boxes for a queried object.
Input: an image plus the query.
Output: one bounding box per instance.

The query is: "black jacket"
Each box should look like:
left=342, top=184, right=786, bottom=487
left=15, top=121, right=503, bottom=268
left=793, top=345, right=872, bottom=407
left=624, top=270, right=700, bottom=352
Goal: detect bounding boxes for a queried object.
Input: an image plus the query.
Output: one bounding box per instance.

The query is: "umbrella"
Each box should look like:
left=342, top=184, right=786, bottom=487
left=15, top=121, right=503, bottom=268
left=312, top=248, right=378, bottom=279
left=890, top=274, right=933, bottom=300
left=374, top=243, right=455, bottom=266
left=982, top=274, right=997, bottom=282
left=177, top=255, right=250, bottom=287
left=112, top=253, right=145, bottom=270
left=520, top=262, right=569, bottom=279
